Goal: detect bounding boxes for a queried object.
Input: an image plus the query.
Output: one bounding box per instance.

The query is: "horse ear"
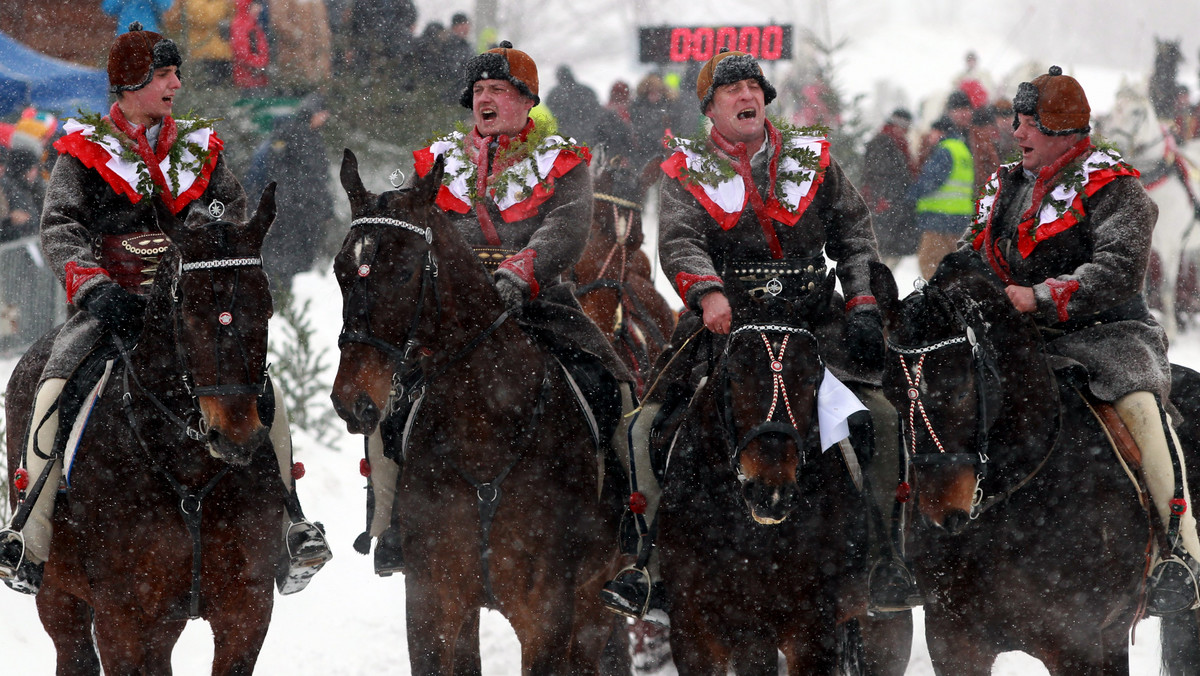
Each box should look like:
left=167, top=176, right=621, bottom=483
left=340, top=148, right=370, bottom=215
left=869, top=261, right=902, bottom=335
left=246, top=182, right=277, bottom=248
left=413, top=154, right=444, bottom=205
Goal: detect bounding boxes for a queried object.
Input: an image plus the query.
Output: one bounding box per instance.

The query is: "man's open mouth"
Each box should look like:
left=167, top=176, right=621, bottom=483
left=481, top=109, right=497, bottom=121
left=737, top=108, right=757, bottom=120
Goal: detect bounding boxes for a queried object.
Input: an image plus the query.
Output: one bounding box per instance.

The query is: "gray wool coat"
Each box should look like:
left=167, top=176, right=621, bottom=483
left=657, top=135, right=883, bottom=386
left=967, top=154, right=1169, bottom=402
left=38, top=150, right=246, bottom=382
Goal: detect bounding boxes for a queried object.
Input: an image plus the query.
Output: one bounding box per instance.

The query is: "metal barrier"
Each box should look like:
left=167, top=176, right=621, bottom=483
left=0, top=235, right=64, bottom=355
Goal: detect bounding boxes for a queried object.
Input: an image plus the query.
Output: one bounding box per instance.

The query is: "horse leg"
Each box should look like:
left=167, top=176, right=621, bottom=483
left=858, top=610, right=913, bottom=676
left=781, top=622, right=840, bottom=676
left=668, top=614, right=731, bottom=676
left=139, top=619, right=186, bottom=676
left=452, top=611, right=482, bottom=676
left=923, top=616, right=997, bottom=676
left=207, top=590, right=274, bottom=675
left=405, top=577, right=464, bottom=675
left=35, top=586, right=100, bottom=676
left=506, top=590, right=574, bottom=675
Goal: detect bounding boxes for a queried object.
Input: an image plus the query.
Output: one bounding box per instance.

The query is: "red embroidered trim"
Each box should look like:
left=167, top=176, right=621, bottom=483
left=498, top=249, right=540, bottom=299
left=160, top=131, right=224, bottom=215
left=1043, top=278, right=1080, bottom=322
left=64, top=261, right=110, bottom=306
left=55, top=130, right=145, bottom=205
left=497, top=149, right=585, bottom=223
left=661, top=151, right=742, bottom=229
left=971, top=172, right=1017, bottom=286
left=845, top=295, right=877, bottom=312
left=674, top=272, right=722, bottom=309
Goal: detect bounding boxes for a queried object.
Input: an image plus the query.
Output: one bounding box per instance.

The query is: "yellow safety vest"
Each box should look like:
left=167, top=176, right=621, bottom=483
left=916, top=137, right=975, bottom=216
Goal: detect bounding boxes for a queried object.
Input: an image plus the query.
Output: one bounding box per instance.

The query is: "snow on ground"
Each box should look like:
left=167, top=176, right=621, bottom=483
left=1, top=249, right=1194, bottom=674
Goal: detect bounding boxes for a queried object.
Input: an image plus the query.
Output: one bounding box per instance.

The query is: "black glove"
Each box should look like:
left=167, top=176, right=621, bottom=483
left=493, top=273, right=527, bottom=314
left=844, top=307, right=885, bottom=374
left=82, top=283, right=148, bottom=343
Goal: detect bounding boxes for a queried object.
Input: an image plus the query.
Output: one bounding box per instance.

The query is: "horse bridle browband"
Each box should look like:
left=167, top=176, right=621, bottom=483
left=887, top=290, right=1003, bottom=517
left=722, top=323, right=824, bottom=468
left=337, top=216, right=510, bottom=407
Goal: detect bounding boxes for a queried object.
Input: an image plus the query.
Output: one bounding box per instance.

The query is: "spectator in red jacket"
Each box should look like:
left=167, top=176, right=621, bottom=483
left=231, top=0, right=269, bottom=91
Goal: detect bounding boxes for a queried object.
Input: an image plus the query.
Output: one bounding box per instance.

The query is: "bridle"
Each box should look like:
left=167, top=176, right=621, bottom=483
left=336, top=215, right=510, bottom=412
left=720, top=323, right=823, bottom=471
left=886, top=288, right=1005, bottom=518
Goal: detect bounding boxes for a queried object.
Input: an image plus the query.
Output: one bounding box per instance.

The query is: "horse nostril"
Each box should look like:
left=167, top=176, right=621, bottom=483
left=353, top=393, right=381, bottom=433
left=943, top=510, right=971, bottom=535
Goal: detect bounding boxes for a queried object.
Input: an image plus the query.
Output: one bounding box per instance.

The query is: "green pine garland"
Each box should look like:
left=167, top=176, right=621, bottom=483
left=666, top=118, right=829, bottom=199
left=75, top=110, right=219, bottom=201
left=432, top=121, right=587, bottom=204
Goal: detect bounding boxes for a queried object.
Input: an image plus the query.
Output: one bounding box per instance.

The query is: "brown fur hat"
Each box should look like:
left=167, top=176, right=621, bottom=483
left=1012, top=65, right=1091, bottom=135
left=695, top=48, right=777, bottom=113
left=107, top=22, right=182, bottom=94
left=459, top=41, right=539, bottom=109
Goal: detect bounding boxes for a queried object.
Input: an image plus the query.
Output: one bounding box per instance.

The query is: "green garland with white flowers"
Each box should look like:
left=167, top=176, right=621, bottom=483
left=75, top=110, right=218, bottom=201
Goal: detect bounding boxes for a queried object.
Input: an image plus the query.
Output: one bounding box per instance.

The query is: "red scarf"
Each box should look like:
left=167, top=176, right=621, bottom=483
left=467, top=119, right=535, bottom=246
left=108, top=102, right=179, bottom=197
left=709, top=120, right=786, bottom=259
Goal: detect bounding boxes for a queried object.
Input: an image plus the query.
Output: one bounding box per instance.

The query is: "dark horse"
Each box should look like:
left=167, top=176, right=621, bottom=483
left=870, top=250, right=1200, bottom=674
left=574, top=157, right=676, bottom=396
left=329, top=150, right=625, bottom=674
left=655, top=272, right=910, bottom=675
left=6, top=187, right=289, bottom=674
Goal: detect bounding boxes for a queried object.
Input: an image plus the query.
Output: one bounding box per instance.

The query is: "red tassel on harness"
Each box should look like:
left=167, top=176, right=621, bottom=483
left=1171, top=498, right=1188, bottom=515
left=629, top=492, right=648, bottom=515
left=291, top=462, right=306, bottom=480
left=13, top=468, right=29, bottom=492
left=896, top=481, right=911, bottom=503
left=359, top=458, right=371, bottom=478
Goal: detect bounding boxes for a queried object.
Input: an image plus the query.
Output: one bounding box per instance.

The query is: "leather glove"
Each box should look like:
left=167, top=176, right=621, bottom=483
left=493, top=272, right=527, bottom=314
left=83, top=282, right=148, bottom=343
left=844, top=306, right=885, bottom=374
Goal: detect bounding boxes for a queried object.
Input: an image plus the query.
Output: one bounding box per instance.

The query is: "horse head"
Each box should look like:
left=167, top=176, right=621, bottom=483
left=872, top=253, right=1017, bottom=533
left=157, top=184, right=277, bottom=465
left=1099, top=81, right=1162, bottom=167
left=331, top=149, right=504, bottom=435
left=716, top=271, right=836, bottom=525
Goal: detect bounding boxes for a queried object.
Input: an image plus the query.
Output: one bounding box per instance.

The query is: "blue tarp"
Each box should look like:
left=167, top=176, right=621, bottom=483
left=0, top=31, right=108, bottom=118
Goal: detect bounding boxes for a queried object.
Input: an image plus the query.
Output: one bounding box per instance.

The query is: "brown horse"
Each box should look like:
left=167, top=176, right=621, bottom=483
left=329, top=150, right=625, bottom=674
left=574, top=158, right=676, bottom=396
left=5, top=186, right=289, bottom=674
left=870, top=251, right=1200, bottom=674
left=655, top=273, right=911, bottom=675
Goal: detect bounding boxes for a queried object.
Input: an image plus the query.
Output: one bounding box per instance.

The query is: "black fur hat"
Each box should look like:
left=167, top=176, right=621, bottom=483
left=696, top=49, right=777, bottom=113
left=459, top=41, right=540, bottom=109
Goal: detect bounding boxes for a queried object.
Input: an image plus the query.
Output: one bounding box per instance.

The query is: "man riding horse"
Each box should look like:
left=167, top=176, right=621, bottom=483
left=599, top=47, right=920, bottom=621
left=0, top=23, right=332, bottom=594
left=968, top=66, right=1200, bottom=615
left=360, top=41, right=632, bottom=572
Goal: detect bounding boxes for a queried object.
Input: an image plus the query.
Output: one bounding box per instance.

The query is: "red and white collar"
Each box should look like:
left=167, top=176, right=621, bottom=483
left=54, top=112, right=223, bottom=214
left=661, top=121, right=830, bottom=230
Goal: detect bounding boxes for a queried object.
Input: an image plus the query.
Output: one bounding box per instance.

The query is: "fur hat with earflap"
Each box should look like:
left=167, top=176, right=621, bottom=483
left=1012, top=65, right=1091, bottom=136
left=459, top=41, right=540, bottom=109
left=107, top=22, right=182, bottom=94
left=695, top=48, right=777, bottom=113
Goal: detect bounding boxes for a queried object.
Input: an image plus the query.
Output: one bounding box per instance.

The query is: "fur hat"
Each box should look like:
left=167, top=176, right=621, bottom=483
left=1012, top=65, right=1091, bottom=136
left=459, top=41, right=539, bottom=109
left=695, top=48, right=777, bottom=113
left=108, top=22, right=182, bottom=94
left=946, top=89, right=972, bottom=111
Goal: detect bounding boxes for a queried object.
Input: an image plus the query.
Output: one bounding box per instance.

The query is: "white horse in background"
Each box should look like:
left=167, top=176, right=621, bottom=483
left=1098, top=80, right=1200, bottom=338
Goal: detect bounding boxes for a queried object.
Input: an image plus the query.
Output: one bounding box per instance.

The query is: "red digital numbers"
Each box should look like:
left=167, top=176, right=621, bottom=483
left=667, top=25, right=788, bottom=62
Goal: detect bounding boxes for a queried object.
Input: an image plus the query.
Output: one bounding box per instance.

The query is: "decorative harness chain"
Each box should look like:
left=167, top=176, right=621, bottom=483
left=891, top=334, right=970, bottom=459
left=724, top=323, right=822, bottom=464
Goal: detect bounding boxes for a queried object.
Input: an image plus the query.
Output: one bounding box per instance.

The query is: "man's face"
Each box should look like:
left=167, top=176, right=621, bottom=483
left=705, top=78, right=766, bottom=146
left=119, top=65, right=181, bottom=127
left=472, top=79, right=534, bottom=138
left=948, top=106, right=973, bottom=130
left=1013, top=113, right=1083, bottom=173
